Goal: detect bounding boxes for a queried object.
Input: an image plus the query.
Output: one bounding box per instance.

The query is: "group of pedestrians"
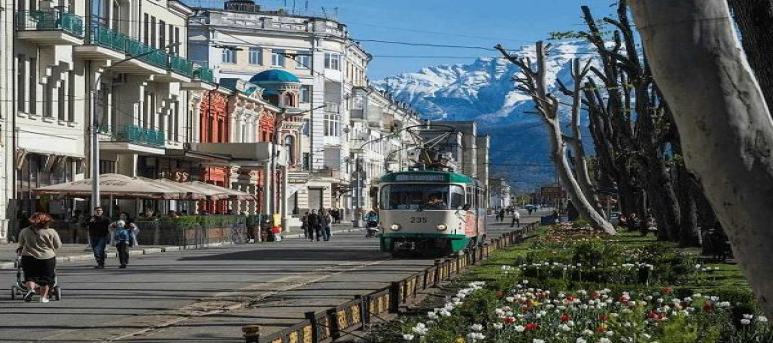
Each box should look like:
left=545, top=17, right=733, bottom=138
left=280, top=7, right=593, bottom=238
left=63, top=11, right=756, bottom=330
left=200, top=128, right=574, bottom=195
left=86, top=207, right=139, bottom=269
left=495, top=207, right=522, bottom=228
left=301, top=209, right=335, bottom=241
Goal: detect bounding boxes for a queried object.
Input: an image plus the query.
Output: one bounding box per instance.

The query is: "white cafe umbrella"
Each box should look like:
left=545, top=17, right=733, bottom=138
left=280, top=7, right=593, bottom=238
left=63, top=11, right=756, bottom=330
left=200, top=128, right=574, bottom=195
left=35, top=173, right=183, bottom=200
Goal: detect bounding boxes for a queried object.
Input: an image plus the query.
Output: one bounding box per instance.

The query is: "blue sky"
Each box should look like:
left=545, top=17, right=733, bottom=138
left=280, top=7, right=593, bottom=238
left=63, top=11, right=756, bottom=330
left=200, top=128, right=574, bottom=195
left=185, top=0, right=617, bottom=79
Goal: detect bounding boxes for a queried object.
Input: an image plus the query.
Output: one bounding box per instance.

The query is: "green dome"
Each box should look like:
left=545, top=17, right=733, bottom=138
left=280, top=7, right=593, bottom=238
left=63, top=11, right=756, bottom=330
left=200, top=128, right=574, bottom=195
left=249, top=69, right=300, bottom=84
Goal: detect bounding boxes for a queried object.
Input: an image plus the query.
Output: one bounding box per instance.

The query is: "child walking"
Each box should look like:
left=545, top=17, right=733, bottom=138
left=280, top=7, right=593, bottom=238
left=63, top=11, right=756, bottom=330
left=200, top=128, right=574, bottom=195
left=113, top=220, right=135, bottom=269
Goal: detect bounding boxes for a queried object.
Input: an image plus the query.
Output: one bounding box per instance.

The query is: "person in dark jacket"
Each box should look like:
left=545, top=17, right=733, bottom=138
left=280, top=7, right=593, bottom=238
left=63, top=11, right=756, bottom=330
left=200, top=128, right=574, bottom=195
left=86, top=207, right=111, bottom=269
left=112, top=220, right=136, bottom=268
left=307, top=210, right=320, bottom=241
left=301, top=212, right=310, bottom=239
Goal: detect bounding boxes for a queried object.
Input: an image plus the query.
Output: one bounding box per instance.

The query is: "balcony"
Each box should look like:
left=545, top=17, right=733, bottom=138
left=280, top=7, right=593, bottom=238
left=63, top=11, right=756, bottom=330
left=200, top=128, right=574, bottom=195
left=182, top=65, right=217, bottom=90
left=100, top=125, right=167, bottom=155
left=75, top=25, right=197, bottom=80
left=16, top=10, right=84, bottom=45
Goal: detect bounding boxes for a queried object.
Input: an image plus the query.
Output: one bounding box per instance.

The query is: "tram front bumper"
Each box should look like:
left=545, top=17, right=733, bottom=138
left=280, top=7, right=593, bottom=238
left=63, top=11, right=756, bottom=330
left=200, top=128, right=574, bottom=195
left=380, top=233, right=469, bottom=252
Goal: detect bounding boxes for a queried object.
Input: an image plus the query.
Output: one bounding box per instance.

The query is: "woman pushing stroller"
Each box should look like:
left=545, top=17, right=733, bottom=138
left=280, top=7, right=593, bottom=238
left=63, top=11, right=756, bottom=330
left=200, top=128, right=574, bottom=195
left=16, top=212, right=61, bottom=303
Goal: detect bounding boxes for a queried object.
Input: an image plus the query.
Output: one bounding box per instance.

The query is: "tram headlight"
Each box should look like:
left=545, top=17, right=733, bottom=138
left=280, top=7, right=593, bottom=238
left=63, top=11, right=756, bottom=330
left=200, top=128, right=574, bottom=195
left=436, top=224, right=448, bottom=231
left=390, top=224, right=401, bottom=231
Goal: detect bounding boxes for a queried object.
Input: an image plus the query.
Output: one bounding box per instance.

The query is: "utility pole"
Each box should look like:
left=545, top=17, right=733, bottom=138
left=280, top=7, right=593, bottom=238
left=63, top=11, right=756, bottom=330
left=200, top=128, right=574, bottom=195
left=90, top=42, right=181, bottom=213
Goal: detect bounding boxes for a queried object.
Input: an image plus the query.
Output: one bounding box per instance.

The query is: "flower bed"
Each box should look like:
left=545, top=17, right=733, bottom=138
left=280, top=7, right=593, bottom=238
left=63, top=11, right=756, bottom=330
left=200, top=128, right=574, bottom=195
left=373, top=225, right=770, bottom=342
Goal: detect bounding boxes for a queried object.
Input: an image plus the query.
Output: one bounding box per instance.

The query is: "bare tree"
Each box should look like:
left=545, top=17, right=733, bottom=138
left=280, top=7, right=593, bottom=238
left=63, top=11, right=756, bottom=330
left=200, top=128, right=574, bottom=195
left=728, top=0, right=773, bottom=118
left=557, top=60, right=602, bottom=212
left=496, top=42, right=616, bottom=235
left=630, top=0, right=773, bottom=316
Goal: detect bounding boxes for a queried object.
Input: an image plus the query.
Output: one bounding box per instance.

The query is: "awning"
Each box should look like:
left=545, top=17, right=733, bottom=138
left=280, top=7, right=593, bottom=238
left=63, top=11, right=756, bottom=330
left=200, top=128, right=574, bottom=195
left=35, top=173, right=182, bottom=199
left=35, top=174, right=256, bottom=201
left=190, top=181, right=256, bottom=201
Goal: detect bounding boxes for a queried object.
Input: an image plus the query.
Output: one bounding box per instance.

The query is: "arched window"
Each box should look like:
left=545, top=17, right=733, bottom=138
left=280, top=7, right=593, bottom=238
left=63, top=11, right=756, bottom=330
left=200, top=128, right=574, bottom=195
left=283, top=93, right=295, bottom=107
left=284, top=135, right=295, bottom=165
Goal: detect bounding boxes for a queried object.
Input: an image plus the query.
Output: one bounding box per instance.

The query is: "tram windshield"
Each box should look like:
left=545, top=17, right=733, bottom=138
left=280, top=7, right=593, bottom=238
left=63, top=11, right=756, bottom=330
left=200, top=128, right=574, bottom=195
left=380, top=184, right=465, bottom=210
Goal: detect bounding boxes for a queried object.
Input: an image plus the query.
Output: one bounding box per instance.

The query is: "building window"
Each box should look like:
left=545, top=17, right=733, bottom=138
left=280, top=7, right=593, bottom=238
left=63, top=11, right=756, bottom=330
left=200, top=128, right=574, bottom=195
left=324, top=113, right=341, bottom=137
left=324, top=53, right=340, bottom=70
left=272, top=49, right=285, bottom=67
left=67, top=71, right=75, bottom=122
left=302, top=153, right=310, bottom=170
left=222, top=48, right=236, bottom=64
left=249, top=47, right=262, bottom=65
left=159, top=20, right=166, bottom=48
left=16, top=55, right=25, bottom=113
left=300, top=85, right=311, bottom=103
left=29, top=57, right=36, bottom=114
left=284, top=135, right=295, bottom=165
left=173, top=27, right=180, bottom=55
left=150, top=16, right=156, bottom=49
left=297, top=54, right=310, bottom=69
left=143, top=13, right=149, bottom=45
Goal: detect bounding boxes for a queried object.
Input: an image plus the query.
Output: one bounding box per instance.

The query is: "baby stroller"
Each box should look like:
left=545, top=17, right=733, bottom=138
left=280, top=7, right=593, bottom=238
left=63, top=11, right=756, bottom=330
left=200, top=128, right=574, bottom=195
left=10, top=254, right=62, bottom=301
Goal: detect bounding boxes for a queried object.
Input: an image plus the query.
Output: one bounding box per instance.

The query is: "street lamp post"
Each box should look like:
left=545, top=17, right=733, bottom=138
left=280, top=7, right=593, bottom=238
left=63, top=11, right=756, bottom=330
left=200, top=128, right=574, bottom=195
left=90, top=42, right=181, bottom=213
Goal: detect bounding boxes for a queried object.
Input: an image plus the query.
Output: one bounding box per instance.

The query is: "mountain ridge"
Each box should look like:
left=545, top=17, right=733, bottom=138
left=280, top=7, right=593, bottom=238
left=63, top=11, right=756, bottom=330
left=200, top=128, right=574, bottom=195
left=374, top=40, right=597, bottom=191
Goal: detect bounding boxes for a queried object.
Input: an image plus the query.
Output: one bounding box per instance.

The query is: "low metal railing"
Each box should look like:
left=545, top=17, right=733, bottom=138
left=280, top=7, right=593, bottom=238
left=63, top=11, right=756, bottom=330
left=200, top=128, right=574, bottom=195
left=114, top=124, right=165, bottom=147
left=17, top=10, right=84, bottom=38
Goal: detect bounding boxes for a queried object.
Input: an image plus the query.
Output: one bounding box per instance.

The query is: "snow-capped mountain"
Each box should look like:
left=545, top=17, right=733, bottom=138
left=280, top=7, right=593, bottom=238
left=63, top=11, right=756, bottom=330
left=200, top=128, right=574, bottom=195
left=374, top=40, right=597, bottom=191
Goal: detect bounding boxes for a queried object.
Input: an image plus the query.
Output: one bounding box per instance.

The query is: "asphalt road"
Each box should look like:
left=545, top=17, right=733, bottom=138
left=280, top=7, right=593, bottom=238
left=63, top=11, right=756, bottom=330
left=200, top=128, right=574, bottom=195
left=0, top=214, right=540, bottom=342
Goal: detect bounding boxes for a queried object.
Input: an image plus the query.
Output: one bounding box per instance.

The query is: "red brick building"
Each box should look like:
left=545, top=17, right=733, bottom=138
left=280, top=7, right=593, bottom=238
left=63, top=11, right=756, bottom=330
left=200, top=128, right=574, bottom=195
left=199, top=90, right=231, bottom=213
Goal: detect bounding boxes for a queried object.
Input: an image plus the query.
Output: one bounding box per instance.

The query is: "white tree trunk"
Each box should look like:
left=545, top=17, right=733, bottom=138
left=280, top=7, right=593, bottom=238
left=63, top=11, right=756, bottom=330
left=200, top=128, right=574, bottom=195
left=568, top=59, right=600, bottom=211
left=631, top=0, right=773, bottom=316
left=548, top=116, right=617, bottom=235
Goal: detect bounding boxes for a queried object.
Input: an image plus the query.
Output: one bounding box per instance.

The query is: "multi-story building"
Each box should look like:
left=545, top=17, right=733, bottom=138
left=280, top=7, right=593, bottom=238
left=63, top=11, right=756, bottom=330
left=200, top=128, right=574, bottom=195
left=489, top=177, right=512, bottom=210
left=7, top=0, right=213, bottom=229
left=350, top=86, right=422, bottom=211
left=188, top=0, right=370, bottom=218
left=0, top=0, right=13, bottom=242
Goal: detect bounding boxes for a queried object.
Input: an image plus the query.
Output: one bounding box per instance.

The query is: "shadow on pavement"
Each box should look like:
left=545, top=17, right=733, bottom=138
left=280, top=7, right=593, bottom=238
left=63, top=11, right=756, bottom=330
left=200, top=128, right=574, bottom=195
left=178, top=248, right=388, bottom=262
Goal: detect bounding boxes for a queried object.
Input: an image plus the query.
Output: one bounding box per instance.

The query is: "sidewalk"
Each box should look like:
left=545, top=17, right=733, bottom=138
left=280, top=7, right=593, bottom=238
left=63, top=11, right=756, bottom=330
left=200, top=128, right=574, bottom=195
left=0, top=223, right=363, bottom=269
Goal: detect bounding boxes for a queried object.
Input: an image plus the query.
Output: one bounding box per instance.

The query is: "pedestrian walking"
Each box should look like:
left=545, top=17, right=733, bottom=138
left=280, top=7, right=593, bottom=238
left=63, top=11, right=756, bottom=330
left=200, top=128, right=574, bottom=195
left=301, top=212, right=310, bottom=239
left=511, top=209, right=521, bottom=228
left=308, top=210, right=321, bottom=241
left=16, top=212, right=61, bottom=303
left=322, top=209, right=332, bottom=241
left=87, top=207, right=111, bottom=269
left=498, top=208, right=505, bottom=222
left=112, top=220, right=136, bottom=268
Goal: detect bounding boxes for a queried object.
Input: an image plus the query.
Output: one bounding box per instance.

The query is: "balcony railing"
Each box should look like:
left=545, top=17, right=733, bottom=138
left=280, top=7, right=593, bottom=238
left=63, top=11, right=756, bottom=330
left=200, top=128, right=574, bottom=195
left=192, top=66, right=215, bottom=83
left=17, top=10, right=85, bottom=38
left=87, top=24, right=197, bottom=78
left=115, top=124, right=165, bottom=147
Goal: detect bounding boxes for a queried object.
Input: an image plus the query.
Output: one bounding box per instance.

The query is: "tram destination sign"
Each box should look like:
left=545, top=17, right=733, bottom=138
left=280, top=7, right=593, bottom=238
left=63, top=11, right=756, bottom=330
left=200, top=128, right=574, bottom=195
left=395, top=174, right=445, bottom=182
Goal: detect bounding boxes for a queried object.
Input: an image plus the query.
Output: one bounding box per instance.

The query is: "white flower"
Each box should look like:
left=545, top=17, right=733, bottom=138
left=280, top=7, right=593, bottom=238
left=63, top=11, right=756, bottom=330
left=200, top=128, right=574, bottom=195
left=758, top=316, right=769, bottom=323
left=576, top=338, right=587, bottom=343
left=402, top=333, right=415, bottom=341
left=470, top=324, right=483, bottom=331
left=741, top=318, right=751, bottom=325
left=559, top=324, right=571, bottom=332
left=514, top=325, right=525, bottom=332
left=493, top=323, right=503, bottom=330
left=598, top=338, right=612, bottom=343
left=505, top=296, right=515, bottom=303
left=427, top=311, right=438, bottom=320
left=533, top=340, right=545, bottom=343
left=467, top=332, right=485, bottom=341
left=582, top=329, right=594, bottom=336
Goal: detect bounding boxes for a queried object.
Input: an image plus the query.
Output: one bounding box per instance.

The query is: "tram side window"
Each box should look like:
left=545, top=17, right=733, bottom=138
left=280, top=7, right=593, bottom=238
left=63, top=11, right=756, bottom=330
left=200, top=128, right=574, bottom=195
left=450, top=185, right=465, bottom=209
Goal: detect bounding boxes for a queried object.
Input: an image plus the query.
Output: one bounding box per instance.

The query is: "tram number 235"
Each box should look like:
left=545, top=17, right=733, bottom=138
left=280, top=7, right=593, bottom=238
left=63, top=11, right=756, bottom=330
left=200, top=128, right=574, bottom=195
left=409, top=217, right=427, bottom=224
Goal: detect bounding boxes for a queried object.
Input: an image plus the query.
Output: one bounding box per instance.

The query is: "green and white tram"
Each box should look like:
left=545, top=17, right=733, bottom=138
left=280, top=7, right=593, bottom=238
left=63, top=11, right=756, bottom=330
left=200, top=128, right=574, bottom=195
left=377, top=170, right=487, bottom=256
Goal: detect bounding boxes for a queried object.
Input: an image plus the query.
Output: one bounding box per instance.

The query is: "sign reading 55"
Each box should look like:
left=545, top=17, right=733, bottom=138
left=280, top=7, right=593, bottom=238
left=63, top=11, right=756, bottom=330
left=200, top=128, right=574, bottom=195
left=409, top=217, right=427, bottom=223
